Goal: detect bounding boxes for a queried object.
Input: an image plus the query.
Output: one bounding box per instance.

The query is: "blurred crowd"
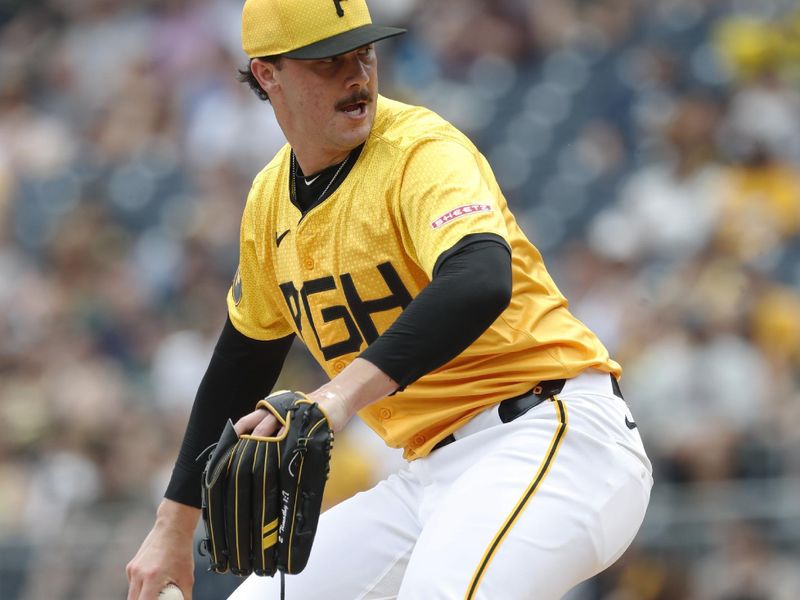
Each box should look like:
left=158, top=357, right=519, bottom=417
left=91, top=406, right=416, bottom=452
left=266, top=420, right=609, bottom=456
left=1, top=1, right=800, bottom=599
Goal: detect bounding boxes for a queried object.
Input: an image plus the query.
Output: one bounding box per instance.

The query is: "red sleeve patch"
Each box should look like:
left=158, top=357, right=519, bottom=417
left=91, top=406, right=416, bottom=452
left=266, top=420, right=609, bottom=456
left=430, top=203, right=493, bottom=229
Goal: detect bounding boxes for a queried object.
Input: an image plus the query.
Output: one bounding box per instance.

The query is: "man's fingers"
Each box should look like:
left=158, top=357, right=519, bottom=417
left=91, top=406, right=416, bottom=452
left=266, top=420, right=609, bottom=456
left=127, top=576, right=141, bottom=600
left=251, top=414, right=279, bottom=437
left=234, top=409, right=280, bottom=437
left=139, top=579, right=164, bottom=600
left=234, top=410, right=266, bottom=435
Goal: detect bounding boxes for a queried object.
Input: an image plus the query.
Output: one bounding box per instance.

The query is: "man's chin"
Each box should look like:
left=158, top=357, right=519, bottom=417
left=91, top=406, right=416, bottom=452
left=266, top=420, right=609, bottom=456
left=335, top=109, right=374, bottom=146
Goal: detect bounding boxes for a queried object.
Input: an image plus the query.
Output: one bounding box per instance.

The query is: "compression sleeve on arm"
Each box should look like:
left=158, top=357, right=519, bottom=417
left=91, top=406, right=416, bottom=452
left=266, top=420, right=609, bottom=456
left=164, top=317, right=295, bottom=507
left=359, top=234, right=512, bottom=389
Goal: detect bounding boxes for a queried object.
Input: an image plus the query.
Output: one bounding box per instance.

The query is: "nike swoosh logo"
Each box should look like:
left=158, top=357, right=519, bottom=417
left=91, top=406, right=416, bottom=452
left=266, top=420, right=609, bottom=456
left=304, top=175, right=321, bottom=185
left=625, top=416, right=638, bottom=430
left=276, top=229, right=290, bottom=247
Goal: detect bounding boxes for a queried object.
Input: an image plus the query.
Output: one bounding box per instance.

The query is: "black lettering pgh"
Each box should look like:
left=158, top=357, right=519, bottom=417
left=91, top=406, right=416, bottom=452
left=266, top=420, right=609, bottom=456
left=279, top=262, right=412, bottom=360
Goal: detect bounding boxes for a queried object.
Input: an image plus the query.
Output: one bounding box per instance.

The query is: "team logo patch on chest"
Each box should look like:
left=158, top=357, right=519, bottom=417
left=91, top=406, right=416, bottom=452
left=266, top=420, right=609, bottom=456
left=431, top=203, right=493, bottom=229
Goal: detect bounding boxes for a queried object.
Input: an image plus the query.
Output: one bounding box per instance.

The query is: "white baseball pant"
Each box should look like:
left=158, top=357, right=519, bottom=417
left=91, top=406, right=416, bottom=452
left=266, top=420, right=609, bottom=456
left=228, top=369, right=653, bottom=599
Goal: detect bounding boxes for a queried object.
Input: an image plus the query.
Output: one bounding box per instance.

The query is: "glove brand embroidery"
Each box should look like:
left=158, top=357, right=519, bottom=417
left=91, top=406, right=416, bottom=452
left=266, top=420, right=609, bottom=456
left=278, top=490, right=290, bottom=542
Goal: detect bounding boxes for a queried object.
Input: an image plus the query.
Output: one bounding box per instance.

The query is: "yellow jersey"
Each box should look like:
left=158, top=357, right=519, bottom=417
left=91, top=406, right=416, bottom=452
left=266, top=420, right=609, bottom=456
left=228, top=96, right=620, bottom=459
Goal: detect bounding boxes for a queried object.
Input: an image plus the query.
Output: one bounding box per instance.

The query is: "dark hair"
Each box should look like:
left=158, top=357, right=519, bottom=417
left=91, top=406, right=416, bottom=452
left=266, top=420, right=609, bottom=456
left=237, top=56, right=283, bottom=102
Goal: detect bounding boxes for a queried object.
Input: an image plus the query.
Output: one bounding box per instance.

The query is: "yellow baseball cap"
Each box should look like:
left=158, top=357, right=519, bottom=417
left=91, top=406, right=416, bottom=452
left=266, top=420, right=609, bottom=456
left=242, top=0, right=406, bottom=59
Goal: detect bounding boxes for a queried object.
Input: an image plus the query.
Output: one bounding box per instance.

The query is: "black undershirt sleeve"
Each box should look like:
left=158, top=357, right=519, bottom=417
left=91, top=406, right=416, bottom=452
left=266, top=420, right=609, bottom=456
left=164, top=318, right=294, bottom=507
left=360, top=234, right=512, bottom=389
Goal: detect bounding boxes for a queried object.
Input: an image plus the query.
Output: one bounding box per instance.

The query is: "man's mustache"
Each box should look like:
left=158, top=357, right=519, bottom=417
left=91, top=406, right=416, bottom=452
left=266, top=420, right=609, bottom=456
left=336, top=90, right=373, bottom=110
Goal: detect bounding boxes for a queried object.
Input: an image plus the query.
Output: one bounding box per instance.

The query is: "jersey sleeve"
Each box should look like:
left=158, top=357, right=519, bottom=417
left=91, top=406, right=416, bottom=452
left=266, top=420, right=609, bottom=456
left=396, top=139, right=510, bottom=277
left=227, top=182, right=294, bottom=341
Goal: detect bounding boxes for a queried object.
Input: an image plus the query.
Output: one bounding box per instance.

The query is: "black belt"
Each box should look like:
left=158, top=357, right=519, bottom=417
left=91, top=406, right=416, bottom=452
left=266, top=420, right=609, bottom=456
left=432, top=374, right=623, bottom=452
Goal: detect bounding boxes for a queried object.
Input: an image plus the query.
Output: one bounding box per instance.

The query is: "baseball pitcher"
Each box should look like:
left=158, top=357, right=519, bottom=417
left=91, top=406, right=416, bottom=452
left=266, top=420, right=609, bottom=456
left=126, top=1, right=653, bottom=598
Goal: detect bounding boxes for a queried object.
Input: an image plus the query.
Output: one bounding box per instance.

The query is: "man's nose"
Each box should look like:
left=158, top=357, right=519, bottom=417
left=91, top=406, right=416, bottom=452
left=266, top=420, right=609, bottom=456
left=344, top=54, right=370, bottom=87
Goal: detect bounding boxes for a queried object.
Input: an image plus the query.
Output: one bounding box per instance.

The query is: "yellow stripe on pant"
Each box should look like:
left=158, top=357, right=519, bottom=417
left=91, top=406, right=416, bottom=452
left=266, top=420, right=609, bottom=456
left=465, top=397, right=569, bottom=599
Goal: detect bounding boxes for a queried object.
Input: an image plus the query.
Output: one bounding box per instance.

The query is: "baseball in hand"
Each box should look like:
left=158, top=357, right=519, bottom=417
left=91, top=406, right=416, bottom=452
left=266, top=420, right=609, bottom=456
left=159, top=583, right=185, bottom=600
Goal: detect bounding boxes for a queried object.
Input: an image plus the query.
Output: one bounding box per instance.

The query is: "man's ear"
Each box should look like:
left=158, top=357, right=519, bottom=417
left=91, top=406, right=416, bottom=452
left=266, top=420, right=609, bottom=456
left=251, top=59, right=281, bottom=95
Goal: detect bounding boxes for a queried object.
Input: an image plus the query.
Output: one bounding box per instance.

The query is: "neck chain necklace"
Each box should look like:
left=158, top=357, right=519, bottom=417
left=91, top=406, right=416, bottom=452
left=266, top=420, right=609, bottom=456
left=290, top=151, right=351, bottom=207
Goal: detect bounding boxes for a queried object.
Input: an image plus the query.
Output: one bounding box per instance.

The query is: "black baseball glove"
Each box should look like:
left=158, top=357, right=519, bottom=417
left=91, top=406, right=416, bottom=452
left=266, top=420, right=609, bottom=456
left=200, top=390, right=334, bottom=577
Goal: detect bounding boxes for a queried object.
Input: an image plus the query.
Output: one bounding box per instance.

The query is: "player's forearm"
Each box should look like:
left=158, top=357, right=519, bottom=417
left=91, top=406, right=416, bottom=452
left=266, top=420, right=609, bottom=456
left=360, top=239, right=512, bottom=387
left=307, top=357, right=397, bottom=431
left=307, top=241, right=510, bottom=430
left=165, top=318, right=295, bottom=507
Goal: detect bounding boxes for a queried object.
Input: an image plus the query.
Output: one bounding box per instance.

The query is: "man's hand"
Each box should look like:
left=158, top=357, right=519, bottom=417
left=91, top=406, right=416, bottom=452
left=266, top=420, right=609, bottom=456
left=126, top=499, right=199, bottom=600
left=234, top=384, right=352, bottom=436
left=234, top=358, right=398, bottom=437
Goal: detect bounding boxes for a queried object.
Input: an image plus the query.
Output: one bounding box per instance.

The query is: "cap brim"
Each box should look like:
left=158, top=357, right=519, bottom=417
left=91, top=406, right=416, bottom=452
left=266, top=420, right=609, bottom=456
left=283, top=24, right=406, bottom=59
